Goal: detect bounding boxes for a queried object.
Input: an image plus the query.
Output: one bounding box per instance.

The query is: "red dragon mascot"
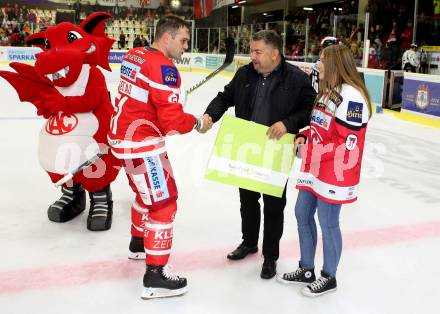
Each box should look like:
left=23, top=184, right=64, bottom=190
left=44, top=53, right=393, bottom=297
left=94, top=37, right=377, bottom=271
left=0, top=12, right=120, bottom=231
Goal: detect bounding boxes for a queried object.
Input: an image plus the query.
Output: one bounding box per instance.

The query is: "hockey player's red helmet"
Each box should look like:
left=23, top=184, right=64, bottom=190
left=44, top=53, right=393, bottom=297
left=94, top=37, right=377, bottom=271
left=320, top=36, right=338, bottom=48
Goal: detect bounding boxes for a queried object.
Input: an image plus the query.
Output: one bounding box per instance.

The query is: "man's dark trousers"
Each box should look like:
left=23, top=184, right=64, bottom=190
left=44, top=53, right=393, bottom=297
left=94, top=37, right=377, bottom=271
left=239, top=187, right=287, bottom=260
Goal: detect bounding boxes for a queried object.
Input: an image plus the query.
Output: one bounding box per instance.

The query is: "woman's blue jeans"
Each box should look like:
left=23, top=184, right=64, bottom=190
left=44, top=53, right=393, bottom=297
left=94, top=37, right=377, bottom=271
left=294, top=190, right=342, bottom=277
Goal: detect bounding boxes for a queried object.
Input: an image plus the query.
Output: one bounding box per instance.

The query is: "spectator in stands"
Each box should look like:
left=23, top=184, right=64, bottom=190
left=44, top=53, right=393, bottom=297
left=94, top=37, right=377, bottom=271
left=289, top=43, right=303, bottom=61
left=402, top=43, right=419, bottom=72
left=374, top=23, right=384, bottom=43
left=350, top=41, right=363, bottom=65
left=28, top=9, right=36, bottom=33
left=373, top=38, right=383, bottom=57
left=118, top=30, right=126, bottom=49
left=140, top=35, right=149, bottom=46
left=307, top=44, right=320, bottom=63
left=349, top=23, right=361, bottom=43
left=20, top=5, right=28, bottom=22
left=368, top=24, right=376, bottom=42
left=11, top=19, right=18, bottom=32
left=336, top=21, right=348, bottom=39
left=386, top=20, right=399, bottom=69
left=23, top=21, right=30, bottom=35
left=113, top=2, right=121, bottom=20
left=400, top=19, right=413, bottom=50
left=1, top=31, right=10, bottom=46
left=73, top=0, right=81, bottom=24
left=144, top=9, right=152, bottom=23
left=132, top=34, right=143, bottom=48
left=3, top=18, right=12, bottom=30
left=10, top=29, right=19, bottom=46
left=368, top=47, right=379, bottom=68
left=419, top=48, right=429, bottom=74
left=13, top=3, right=20, bottom=21
left=358, top=23, right=364, bottom=41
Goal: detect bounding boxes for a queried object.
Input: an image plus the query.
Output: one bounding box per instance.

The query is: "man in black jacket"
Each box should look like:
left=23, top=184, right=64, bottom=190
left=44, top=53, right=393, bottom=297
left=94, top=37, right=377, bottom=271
left=203, top=30, right=316, bottom=279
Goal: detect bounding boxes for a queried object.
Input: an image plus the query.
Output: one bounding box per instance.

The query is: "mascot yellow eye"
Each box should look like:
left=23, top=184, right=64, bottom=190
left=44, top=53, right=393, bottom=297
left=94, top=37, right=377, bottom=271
left=67, top=31, right=83, bottom=43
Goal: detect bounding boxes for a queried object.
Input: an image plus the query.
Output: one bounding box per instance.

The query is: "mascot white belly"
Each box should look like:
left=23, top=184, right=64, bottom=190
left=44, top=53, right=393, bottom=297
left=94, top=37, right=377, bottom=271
left=38, top=112, right=100, bottom=174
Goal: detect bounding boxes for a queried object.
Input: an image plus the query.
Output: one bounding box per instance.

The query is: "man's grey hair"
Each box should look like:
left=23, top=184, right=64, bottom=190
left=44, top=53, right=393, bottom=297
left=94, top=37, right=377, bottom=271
left=251, top=30, right=282, bottom=54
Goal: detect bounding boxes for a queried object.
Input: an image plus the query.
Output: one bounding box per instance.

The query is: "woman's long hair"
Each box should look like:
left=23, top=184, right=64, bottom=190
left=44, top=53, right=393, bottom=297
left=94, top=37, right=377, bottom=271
left=318, top=44, right=372, bottom=119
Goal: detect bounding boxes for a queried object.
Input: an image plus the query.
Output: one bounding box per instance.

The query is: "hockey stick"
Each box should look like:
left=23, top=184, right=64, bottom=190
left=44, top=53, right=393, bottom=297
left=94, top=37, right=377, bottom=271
left=54, top=146, right=110, bottom=187
left=54, top=38, right=235, bottom=187
left=186, top=37, right=235, bottom=95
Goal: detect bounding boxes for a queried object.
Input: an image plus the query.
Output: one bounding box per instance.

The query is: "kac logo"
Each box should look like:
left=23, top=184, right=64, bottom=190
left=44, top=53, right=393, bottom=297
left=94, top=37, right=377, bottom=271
left=45, top=113, right=78, bottom=135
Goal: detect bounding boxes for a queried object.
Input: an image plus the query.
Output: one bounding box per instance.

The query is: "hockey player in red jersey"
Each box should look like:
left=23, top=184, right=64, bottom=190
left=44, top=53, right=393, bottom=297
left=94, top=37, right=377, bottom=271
left=0, top=12, right=120, bottom=231
left=108, top=15, right=211, bottom=299
left=277, top=45, right=372, bottom=296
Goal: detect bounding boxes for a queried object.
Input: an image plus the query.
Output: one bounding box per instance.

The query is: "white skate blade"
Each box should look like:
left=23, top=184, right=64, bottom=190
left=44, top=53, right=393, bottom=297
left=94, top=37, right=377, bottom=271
left=276, top=274, right=310, bottom=285
left=128, top=251, right=146, bottom=260
left=141, top=286, right=188, bottom=299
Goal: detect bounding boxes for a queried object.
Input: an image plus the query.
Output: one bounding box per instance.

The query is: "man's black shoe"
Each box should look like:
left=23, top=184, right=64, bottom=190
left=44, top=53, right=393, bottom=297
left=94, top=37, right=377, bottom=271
left=260, top=259, right=277, bottom=279
left=227, top=242, right=258, bottom=260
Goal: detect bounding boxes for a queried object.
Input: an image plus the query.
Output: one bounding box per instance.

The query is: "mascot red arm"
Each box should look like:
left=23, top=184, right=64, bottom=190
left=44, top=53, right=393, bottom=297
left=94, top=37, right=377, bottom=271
left=0, top=12, right=120, bottom=231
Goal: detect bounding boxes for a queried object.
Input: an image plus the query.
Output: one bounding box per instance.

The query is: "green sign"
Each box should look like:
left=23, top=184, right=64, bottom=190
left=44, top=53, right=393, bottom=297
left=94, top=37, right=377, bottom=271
left=205, top=115, right=295, bottom=197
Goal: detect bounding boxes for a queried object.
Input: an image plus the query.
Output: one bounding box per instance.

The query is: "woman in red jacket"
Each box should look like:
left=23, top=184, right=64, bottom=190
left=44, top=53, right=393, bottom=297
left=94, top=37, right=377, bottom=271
left=278, top=44, right=372, bottom=296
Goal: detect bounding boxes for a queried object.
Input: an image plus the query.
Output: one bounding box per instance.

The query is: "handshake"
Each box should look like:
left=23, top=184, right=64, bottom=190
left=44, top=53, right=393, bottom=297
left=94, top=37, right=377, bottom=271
left=196, top=113, right=214, bottom=134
